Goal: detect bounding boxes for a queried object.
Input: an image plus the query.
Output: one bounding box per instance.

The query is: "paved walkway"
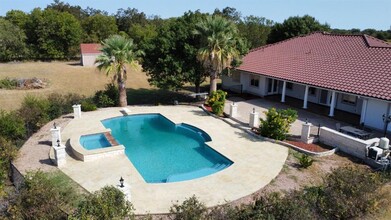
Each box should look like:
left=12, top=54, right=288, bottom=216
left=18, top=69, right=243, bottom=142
left=59, top=106, right=287, bottom=214
left=224, top=97, right=352, bottom=136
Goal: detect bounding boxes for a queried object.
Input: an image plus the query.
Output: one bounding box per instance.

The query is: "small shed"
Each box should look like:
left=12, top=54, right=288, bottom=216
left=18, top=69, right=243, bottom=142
left=80, top=43, right=102, bottom=67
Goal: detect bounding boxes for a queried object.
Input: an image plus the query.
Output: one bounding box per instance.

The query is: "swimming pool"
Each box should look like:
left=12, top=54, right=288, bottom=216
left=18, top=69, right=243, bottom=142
left=101, top=114, right=232, bottom=183
left=80, top=133, right=111, bottom=150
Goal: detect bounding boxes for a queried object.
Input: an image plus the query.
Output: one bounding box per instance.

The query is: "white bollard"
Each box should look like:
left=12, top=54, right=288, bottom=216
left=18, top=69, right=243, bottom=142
left=53, top=143, right=66, bottom=167
left=229, top=102, right=238, bottom=118
left=72, top=104, right=82, bottom=118
left=301, top=122, right=312, bottom=143
left=249, top=108, right=259, bottom=128
left=50, top=123, right=61, bottom=148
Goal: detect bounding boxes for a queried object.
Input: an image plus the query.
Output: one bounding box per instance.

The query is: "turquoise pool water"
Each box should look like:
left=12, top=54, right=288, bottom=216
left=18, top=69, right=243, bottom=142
left=80, top=133, right=111, bottom=150
left=101, top=114, right=232, bottom=183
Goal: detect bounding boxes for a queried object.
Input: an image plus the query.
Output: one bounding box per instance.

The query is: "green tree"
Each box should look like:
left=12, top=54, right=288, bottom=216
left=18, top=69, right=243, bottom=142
left=73, top=186, right=134, bottom=220
left=0, top=18, right=28, bottom=61
left=142, top=11, right=208, bottom=92
left=239, top=16, right=274, bottom=48
left=5, top=10, right=29, bottom=30
left=268, top=15, right=330, bottom=43
left=194, top=15, right=247, bottom=93
left=25, top=8, right=82, bottom=59
left=82, top=14, right=118, bottom=43
left=115, top=8, right=148, bottom=34
left=46, top=0, right=86, bottom=20
left=259, top=108, right=298, bottom=140
left=95, top=35, right=143, bottom=107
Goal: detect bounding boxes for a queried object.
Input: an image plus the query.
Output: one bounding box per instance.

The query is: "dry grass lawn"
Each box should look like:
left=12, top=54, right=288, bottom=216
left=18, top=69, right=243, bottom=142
left=0, top=61, right=153, bottom=111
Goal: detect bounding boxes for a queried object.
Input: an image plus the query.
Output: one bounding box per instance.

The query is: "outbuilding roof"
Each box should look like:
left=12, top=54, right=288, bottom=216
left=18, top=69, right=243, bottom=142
left=237, top=32, right=391, bottom=101
left=80, top=43, right=101, bottom=54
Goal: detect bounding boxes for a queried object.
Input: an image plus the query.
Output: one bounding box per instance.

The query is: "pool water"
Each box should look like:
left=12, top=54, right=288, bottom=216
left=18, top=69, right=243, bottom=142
left=102, top=114, right=232, bottom=183
left=80, top=133, right=111, bottom=150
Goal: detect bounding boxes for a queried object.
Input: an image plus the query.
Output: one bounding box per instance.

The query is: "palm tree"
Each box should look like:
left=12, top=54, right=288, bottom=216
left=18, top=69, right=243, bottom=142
left=95, top=35, right=143, bottom=107
left=194, top=15, right=242, bottom=94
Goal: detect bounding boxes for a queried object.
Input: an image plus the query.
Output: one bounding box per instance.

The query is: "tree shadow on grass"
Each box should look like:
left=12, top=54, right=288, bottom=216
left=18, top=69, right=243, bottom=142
left=126, top=88, right=198, bottom=105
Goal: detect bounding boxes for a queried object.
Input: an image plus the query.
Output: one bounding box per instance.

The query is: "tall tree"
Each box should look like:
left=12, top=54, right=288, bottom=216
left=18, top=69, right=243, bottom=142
left=5, top=10, right=29, bottom=30
left=239, top=15, right=274, bottom=48
left=25, top=8, right=82, bottom=59
left=268, top=15, right=330, bottom=43
left=115, top=8, right=148, bottom=34
left=0, top=18, right=28, bottom=61
left=142, top=11, right=208, bottom=93
left=194, top=15, right=247, bottom=93
left=95, top=35, right=143, bottom=107
left=46, top=0, right=85, bottom=20
left=82, top=14, right=118, bottom=43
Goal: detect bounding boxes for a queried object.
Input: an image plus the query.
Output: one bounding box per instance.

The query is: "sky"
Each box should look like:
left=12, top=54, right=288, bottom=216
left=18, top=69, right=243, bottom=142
left=0, top=0, right=389, bottom=30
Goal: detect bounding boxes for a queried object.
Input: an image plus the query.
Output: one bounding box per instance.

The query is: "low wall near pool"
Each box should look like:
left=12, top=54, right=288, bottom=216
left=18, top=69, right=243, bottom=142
left=70, top=132, right=125, bottom=162
left=319, top=127, right=379, bottom=160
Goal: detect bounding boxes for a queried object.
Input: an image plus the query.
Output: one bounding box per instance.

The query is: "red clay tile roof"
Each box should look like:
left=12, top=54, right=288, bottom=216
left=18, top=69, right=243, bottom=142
left=237, top=32, right=391, bottom=101
left=80, top=43, right=101, bottom=54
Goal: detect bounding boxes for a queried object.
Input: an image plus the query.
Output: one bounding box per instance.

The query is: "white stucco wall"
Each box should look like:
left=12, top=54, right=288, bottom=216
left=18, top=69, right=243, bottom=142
left=363, top=99, right=391, bottom=131
left=81, top=53, right=100, bottom=66
left=241, top=72, right=267, bottom=96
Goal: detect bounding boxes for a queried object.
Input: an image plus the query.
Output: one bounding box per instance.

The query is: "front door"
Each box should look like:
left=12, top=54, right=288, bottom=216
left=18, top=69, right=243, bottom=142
left=267, top=78, right=279, bottom=95
left=319, top=90, right=329, bottom=105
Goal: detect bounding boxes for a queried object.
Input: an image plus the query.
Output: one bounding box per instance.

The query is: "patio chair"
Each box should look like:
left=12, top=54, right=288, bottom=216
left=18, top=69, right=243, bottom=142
left=335, top=123, right=341, bottom=132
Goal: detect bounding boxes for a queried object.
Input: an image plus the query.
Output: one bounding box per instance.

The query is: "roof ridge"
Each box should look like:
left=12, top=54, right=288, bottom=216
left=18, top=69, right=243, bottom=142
left=363, top=34, right=391, bottom=48
left=249, top=32, right=322, bottom=52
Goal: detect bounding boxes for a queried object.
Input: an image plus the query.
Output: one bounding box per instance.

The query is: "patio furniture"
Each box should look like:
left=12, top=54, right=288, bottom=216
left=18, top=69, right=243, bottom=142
left=340, top=126, right=371, bottom=139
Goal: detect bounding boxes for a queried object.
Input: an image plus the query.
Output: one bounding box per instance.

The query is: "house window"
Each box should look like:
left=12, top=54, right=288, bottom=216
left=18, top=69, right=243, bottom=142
left=309, top=87, right=317, bottom=96
left=232, top=71, right=240, bottom=82
left=286, top=82, right=293, bottom=90
left=342, top=94, right=357, bottom=105
left=250, top=75, right=259, bottom=87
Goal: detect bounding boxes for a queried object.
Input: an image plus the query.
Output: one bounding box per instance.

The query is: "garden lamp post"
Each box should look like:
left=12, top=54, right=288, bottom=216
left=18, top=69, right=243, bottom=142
left=382, top=113, right=391, bottom=137
left=119, top=177, right=124, bottom=188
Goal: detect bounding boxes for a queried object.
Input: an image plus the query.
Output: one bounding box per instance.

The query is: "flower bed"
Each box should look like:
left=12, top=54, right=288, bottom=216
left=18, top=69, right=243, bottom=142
left=285, top=140, right=332, bottom=153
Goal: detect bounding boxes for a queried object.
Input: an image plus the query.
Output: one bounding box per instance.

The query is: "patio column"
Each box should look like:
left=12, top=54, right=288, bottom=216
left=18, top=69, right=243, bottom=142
left=328, top=91, right=337, bottom=117
left=281, top=81, right=286, bottom=103
left=360, top=99, right=368, bottom=124
left=303, top=85, right=309, bottom=109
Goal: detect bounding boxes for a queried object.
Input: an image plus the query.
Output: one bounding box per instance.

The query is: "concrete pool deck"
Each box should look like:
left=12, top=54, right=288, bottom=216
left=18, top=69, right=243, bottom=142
left=38, top=106, right=288, bottom=214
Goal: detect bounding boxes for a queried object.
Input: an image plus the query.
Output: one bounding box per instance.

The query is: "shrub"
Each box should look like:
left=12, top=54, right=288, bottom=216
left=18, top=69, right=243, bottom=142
left=8, top=171, right=80, bottom=219
left=317, top=166, right=385, bottom=219
left=0, top=110, right=26, bottom=142
left=73, top=186, right=134, bottom=219
left=295, top=153, right=314, bottom=168
left=18, top=95, right=50, bottom=134
left=93, top=83, right=119, bottom=107
left=0, top=77, right=17, bottom=89
left=170, top=195, right=207, bottom=220
left=47, top=93, right=84, bottom=119
left=0, top=137, right=18, bottom=195
left=259, top=108, right=298, bottom=140
left=206, top=90, right=227, bottom=116
left=81, top=99, right=97, bottom=112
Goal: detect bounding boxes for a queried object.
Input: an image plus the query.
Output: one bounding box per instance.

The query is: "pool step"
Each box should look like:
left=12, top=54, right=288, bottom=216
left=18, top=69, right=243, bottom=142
left=104, top=132, right=119, bottom=146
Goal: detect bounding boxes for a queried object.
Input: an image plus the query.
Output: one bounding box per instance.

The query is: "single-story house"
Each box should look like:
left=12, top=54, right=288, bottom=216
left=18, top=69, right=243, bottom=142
left=80, top=43, right=102, bottom=67
left=223, top=32, right=391, bottom=132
